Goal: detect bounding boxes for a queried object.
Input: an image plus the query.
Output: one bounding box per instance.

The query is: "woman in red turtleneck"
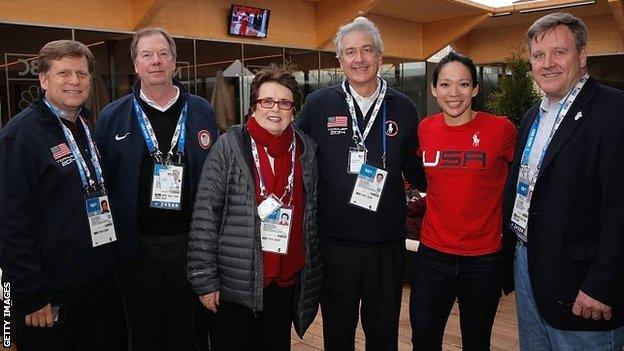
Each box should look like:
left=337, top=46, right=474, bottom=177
left=187, top=65, right=321, bottom=351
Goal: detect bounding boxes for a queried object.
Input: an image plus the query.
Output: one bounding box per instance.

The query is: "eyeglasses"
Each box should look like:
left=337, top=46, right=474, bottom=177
left=255, top=98, right=294, bottom=110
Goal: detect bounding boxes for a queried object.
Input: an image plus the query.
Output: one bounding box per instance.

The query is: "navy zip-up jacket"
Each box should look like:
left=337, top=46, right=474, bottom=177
left=95, top=81, right=218, bottom=257
left=0, top=97, right=118, bottom=314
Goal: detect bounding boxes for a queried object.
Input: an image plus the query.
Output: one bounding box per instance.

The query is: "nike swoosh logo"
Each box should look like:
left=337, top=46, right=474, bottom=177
left=115, top=133, right=130, bottom=141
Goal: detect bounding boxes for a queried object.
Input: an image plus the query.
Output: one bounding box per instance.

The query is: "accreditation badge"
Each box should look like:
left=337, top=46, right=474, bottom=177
left=260, top=206, right=293, bottom=255
left=85, top=193, right=117, bottom=247
left=348, top=147, right=367, bottom=174
left=150, top=162, right=184, bottom=210
left=510, top=165, right=532, bottom=236
left=349, top=164, right=387, bottom=212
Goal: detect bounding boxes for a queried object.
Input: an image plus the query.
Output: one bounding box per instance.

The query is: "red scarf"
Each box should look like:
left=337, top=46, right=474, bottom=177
left=247, top=117, right=305, bottom=287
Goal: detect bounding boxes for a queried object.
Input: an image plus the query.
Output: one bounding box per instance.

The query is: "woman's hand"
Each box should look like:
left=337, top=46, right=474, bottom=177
left=199, top=291, right=220, bottom=313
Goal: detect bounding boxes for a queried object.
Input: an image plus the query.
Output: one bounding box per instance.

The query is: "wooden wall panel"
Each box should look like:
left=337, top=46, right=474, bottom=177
left=365, top=13, right=424, bottom=60
left=0, top=0, right=133, bottom=30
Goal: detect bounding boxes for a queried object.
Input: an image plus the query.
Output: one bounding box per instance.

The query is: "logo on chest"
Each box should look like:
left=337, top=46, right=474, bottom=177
left=422, top=150, right=487, bottom=170
left=385, top=120, right=398, bottom=137
left=50, top=143, right=75, bottom=167
left=326, top=116, right=348, bottom=136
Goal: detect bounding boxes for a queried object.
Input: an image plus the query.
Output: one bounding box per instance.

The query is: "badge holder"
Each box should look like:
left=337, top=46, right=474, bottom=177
left=257, top=193, right=283, bottom=221
left=260, top=206, right=293, bottom=255
left=348, top=147, right=367, bottom=174
left=150, top=162, right=185, bottom=210
left=85, top=189, right=117, bottom=247
left=349, top=164, right=387, bottom=212
left=510, top=165, right=532, bottom=236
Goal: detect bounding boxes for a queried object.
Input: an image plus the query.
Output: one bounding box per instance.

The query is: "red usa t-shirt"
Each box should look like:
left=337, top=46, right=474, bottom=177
left=417, top=112, right=517, bottom=255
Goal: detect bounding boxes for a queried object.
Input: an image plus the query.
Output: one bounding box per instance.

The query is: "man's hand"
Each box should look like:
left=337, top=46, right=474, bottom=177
left=572, top=290, right=612, bottom=321
left=199, top=291, right=220, bottom=313
left=25, top=303, right=54, bottom=327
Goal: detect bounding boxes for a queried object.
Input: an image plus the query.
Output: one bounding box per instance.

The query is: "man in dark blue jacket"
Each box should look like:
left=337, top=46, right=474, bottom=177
left=95, top=27, right=218, bottom=351
left=0, top=40, right=124, bottom=351
left=296, top=17, right=425, bottom=351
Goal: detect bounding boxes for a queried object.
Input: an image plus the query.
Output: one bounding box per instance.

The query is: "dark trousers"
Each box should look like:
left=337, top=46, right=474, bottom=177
left=211, top=282, right=295, bottom=351
left=409, top=244, right=502, bottom=351
left=116, top=233, right=206, bottom=351
left=15, top=276, right=126, bottom=351
left=320, top=240, right=405, bottom=351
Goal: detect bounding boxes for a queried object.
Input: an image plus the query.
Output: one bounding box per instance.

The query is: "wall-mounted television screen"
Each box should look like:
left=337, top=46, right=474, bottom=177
left=228, top=5, right=271, bottom=38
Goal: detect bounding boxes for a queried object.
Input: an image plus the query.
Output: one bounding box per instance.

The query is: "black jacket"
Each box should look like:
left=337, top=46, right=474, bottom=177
left=502, top=78, right=624, bottom=330
left=296, top=84, right=425, bottom=244
left=0, top=97, right=117, bottom=314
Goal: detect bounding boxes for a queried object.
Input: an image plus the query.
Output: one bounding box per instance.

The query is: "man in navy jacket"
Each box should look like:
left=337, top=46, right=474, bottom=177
left=503, top=13, right=624, bottom=350
left=96, top=27, right=218, bottom=351
left=296, top=17, right=425, bottom=351
left=0, top=40, right=124, bottom=351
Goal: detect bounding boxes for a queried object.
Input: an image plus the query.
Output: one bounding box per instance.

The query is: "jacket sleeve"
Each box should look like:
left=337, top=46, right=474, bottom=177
left=294, top=94, right=314, bottom=134
left=187, top=135, right=230, bottom=296
left=580, top=103, right=624, bottom=307
left=0, top=131, right=50, bottom=314
left=94, top=107, right=114, bottom=192
left=402, top=103, right=427, bottom=191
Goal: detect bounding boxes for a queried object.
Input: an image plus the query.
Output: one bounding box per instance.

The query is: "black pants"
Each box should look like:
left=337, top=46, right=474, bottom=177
left=211, top=282, right=295, bottom=351
left=116, top=233, right=206, bottom=351
left=409, top=244, right=502, bottom=351
left=15, top=276, right=126, bottom=351
left=320, top=240, right=405, bottom=351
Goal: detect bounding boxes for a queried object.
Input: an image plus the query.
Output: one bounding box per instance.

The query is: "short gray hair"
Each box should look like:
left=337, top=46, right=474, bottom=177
left=131, top=27, right=177, bottom=62
left=526, top=12, right=587, bottom=50
left=334, top=17, right=384, bottom=59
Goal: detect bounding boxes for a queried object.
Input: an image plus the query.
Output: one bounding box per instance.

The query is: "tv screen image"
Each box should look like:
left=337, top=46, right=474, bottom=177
left=229, top=5, right=270, bottom=38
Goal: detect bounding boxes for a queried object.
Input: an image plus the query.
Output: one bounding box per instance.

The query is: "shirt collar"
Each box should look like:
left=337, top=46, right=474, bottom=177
left=139, top=86, right=180, bottom=112
left=349, top=78, right=381, bottom=102
left=539, top=96, right=561, bottom=113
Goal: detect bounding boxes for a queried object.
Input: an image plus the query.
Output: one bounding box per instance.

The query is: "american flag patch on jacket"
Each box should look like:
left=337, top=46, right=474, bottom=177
left=50, top=143, right=71, bottom=160
left=327, top=116, right=348, bottom=128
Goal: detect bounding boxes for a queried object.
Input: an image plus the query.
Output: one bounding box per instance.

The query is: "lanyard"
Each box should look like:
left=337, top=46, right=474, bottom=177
left=342, top=78, right=387, bottom=150
left=45, top=100, right=104, bottom=191
left=250, top=128, right=297, bottom=205
left=381, top=102, right=387, bottom=169
left=133, top=98, right=188, bottom=164
left=520, top=74, right=588, bottom=172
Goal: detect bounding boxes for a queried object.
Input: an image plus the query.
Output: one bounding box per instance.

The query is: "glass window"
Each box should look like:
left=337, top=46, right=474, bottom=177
left=74, top=30, right=133, bottom=122
left=284, top=48, right=319, bottom=99
left=195, top=40, right=243, bottom=131
left=401, top=61, right=427, bottom=119
left=171, top=38, right=195, bottom=95
left=243, top=44, right=283, bottom=73
left=319, top=51, right=343, bottom=89
left=0, top=24, right=72, bottom=125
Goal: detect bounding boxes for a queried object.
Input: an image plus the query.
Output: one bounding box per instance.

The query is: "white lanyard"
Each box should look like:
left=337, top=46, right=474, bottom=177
left=342, top=78, right=387, bottom=150
left=250, top=128, right=297, bottom=205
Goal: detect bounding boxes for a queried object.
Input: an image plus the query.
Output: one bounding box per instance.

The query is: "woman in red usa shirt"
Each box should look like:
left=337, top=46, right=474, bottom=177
left=410, top=52, right=517, bottom=351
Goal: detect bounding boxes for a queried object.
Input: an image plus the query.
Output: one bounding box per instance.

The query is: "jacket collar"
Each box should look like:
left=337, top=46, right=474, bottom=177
left=537, top=76, right=598, bottom=178
left=30, top=92, right=93, bottom=126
